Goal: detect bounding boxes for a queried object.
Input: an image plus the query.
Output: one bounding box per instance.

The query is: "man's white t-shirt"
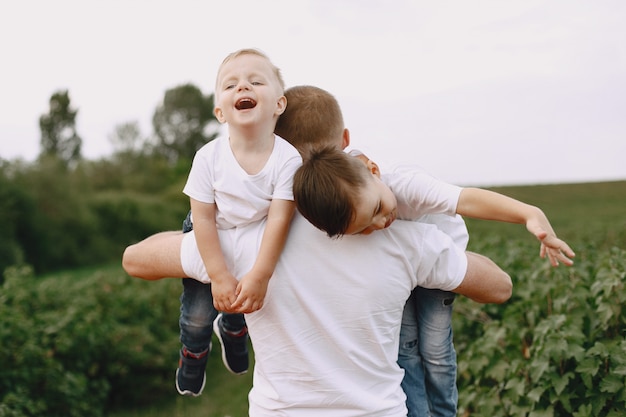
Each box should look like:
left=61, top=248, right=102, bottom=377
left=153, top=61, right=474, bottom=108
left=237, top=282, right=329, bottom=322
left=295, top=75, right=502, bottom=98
left=181, top=212, right=467, bottom=416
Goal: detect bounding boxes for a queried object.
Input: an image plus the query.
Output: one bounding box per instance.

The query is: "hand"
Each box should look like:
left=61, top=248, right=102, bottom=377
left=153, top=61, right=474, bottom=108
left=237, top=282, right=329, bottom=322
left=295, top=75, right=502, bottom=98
left=210, top=272, right=239, bottom=312
left=537, top=232, right=576, bottom=267
left=230, top=269, right=270, bottom=314
left=526, top=218, right=575, bottom=267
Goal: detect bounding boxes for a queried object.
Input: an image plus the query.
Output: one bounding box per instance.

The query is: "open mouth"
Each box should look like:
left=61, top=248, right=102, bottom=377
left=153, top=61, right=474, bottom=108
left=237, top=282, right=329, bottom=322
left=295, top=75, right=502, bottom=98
left=235, top=98, right=257, bottom=110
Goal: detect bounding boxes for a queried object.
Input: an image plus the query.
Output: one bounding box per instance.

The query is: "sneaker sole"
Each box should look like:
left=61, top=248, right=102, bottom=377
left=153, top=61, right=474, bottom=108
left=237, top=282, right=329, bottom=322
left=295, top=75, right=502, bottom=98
left=175, top=367, right=206, bottom=397
left=213, top=315, right=248, bottom=375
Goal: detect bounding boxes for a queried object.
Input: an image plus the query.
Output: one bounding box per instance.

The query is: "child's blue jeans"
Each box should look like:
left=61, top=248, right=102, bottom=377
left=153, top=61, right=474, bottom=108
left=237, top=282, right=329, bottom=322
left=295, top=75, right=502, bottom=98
left=179, top=278, right=246, bottom=352
left=398, top=287, right=457, bottom=417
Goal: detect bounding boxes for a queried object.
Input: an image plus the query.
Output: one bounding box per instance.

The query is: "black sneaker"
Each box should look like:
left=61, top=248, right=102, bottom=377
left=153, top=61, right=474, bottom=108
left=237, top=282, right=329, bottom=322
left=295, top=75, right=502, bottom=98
left=213, top=313, right=249, bottom=375
left=175, top=345, right=210, bottom=396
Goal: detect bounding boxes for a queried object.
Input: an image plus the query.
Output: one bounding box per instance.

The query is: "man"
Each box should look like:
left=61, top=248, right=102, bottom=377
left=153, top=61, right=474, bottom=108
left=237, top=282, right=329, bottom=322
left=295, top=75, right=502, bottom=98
left=122, top=86, right=512, bottom=416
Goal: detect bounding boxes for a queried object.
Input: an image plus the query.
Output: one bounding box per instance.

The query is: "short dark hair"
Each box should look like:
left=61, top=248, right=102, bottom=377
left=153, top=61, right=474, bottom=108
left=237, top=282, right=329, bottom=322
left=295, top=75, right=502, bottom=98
left=293, top=146, right=370, bottom=238
left=275, top=86, right=345, bottom=157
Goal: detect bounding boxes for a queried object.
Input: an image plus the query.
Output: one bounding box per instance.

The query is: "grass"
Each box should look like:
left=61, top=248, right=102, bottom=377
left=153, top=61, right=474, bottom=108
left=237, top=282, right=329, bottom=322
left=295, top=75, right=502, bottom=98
left=108, top=346, right=254, bottom=417
left=464, top=180, right=626, bottom=250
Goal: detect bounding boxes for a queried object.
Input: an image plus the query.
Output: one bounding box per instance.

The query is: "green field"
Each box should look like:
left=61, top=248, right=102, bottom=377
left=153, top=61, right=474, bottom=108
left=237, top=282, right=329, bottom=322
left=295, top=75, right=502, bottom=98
left=2, top=181, right=625, bottom=417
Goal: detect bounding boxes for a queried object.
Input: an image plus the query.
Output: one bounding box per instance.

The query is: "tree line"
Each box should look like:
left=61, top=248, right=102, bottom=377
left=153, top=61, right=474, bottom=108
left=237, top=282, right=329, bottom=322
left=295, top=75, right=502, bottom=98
left=0, top=84, right=219, bottom=277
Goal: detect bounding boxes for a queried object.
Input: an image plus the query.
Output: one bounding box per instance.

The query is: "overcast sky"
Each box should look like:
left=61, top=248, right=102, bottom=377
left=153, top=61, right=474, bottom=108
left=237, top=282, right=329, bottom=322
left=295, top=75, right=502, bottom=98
left=1, top=0, right=625, bottom=186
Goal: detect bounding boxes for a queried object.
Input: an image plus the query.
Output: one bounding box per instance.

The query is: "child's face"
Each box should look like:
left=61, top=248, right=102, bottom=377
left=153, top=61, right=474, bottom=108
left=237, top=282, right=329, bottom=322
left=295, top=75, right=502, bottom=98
left=214, top=54, right=286, bottom=126
left=344, top=158, right=397, bottom=235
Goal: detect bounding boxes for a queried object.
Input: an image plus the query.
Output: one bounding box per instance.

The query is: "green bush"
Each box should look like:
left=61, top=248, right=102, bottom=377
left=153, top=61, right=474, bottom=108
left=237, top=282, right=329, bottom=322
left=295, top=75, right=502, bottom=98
left=0, top=265, right=182, bottom=416
left=454, top=239, right=626, bottom=416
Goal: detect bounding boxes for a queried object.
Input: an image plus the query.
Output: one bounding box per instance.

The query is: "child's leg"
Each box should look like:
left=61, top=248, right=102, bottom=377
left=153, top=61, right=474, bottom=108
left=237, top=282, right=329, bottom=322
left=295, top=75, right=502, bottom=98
left=179, top=278, right=218, bottom=353
left=414, top=287, right=458, bottom=417
left=180, top=211, right=249, bottom=375
left=398, top=289, right=430, bottom=417
left=177, top=278, right=217, bottom=396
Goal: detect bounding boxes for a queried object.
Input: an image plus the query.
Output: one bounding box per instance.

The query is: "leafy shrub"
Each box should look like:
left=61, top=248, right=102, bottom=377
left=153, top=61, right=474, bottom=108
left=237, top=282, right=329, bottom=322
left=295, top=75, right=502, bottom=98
left=0, top=265, right=182, bottom=416
left=454, top=238, right=626, bottom=416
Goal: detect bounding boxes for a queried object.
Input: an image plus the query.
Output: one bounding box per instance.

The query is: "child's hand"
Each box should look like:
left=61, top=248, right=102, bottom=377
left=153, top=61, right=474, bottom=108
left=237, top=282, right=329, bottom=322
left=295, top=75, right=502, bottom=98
left=210, top=273, right=239, bottom=312
left=526, top=218, right=575, bottom=267
left=231, top=270, right=270, bottom=314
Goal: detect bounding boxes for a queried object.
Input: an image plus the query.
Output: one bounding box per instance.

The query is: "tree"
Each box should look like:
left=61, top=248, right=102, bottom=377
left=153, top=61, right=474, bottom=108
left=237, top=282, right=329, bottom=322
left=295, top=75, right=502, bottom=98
left=152, top=83, right=219, bottom=163
left=39, top=90, right=82, bottom=166
left=109, top=121, right=145, bottom=156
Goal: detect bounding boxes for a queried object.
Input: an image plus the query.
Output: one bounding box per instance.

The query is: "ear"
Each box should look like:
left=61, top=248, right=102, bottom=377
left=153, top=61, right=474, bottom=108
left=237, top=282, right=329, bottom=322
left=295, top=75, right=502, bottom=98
left=367, top=159, right=381, bottom=178
left=214, top=107, right=226, bottom=124
left=341, top=128, right=350, bottom=150
left=275, top=95, right=287, bottom=117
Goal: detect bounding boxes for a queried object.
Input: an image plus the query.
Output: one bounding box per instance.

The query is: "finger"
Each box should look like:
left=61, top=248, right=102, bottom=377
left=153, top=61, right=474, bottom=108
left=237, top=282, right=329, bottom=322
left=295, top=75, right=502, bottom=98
left=560, top=243, right=576, bottom=258
left=547, top=252, right=559, bottom=267
left=556, top=252, right=575, bottom=266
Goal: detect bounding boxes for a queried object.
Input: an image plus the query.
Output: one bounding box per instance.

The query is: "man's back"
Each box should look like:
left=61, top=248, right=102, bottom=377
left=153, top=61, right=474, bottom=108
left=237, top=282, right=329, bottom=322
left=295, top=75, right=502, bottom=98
left=246, top=214, right=467, bottom=416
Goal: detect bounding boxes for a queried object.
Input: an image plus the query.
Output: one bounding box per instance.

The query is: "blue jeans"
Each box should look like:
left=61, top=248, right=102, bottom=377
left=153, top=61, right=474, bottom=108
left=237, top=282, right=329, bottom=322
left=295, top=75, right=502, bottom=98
left=179, top=212, right=245, bottom=353
left=398, top=287, right=457, bottom=417
left=179, top=279, right=246, bottom=352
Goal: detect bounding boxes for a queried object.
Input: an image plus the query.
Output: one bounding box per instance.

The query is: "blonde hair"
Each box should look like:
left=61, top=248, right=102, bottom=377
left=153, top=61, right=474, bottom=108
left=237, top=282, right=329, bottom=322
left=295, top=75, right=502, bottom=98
left=215, top=48, right=285, bottom=96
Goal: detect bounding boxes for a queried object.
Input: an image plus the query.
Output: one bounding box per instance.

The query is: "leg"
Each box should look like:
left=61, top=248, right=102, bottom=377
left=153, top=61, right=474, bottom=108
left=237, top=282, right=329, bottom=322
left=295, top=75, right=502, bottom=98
left=122, top=231, right=186, bottom=280
left=178, top=211, right=249, bottom=375
left=415, top=287, right=458, bottom=417
left=398, top=289, right=429, bottom=417
left=179, top=278, right=218, bottom=352
left=177, top=277, right=218, bottom=396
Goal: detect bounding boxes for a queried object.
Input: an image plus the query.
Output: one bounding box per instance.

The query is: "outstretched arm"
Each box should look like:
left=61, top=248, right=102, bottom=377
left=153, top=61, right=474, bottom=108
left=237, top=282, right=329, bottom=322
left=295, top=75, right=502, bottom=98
left=457, top=188, right=575, bottom=266
left=231, top=199, right=295, bottom=314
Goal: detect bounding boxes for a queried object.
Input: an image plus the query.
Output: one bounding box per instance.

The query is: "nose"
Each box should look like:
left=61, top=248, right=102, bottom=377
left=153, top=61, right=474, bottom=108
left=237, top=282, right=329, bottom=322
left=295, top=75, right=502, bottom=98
left=237, top=80, right=251, bottom=92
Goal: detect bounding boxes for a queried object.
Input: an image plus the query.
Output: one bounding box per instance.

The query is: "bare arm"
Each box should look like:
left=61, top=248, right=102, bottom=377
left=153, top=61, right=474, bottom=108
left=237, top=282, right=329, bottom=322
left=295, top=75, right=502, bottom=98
left=190, top=198, right=238, bottom=312
left=122, top=231, right=187, bottom=280
left=457, top=188, right=575, bottom=266
left=231, top=199, right=296, bottom=313
left=452, top=251, right=512, bottom=304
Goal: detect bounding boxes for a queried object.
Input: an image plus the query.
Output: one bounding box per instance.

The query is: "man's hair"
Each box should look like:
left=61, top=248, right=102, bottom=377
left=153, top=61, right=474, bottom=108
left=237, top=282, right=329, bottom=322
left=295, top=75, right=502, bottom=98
left=275, top=85, right=345, bottom=156
left=216, top=48, right=285, bottom=94
left=293, top=146, right=370, bottom=238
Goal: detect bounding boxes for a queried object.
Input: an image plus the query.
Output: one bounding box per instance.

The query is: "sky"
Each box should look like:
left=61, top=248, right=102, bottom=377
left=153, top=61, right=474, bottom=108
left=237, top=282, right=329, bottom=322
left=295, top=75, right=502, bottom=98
left=1, top=0, right=625, bottom=186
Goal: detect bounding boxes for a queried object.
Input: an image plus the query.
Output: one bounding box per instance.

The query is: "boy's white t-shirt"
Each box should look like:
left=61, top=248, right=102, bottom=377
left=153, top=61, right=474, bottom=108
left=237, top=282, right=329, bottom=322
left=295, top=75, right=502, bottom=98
left=180, top=134, right=301, bottom=281
left=383, top=164, right=469, bottom=249
left=183, top=134, right=302, bottom=229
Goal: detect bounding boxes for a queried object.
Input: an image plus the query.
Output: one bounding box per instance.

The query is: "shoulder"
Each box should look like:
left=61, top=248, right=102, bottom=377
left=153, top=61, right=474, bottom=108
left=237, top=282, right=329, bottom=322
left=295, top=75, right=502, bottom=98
left=272, top=135, right=303, bottom=169
left=274, top=135, right=301, bottom=158
left=194, top=136, right=227, bottom=159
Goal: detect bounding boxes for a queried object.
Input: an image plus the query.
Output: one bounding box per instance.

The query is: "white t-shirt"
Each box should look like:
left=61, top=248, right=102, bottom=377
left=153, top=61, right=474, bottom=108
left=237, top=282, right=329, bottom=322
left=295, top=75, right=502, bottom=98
left=181, top=215, right=466, bottom=416
left=180, top=134, right=301, bottom=281
left=183, top=134, right=302, bottom=229
left=383, top=164, right=468, bottom=249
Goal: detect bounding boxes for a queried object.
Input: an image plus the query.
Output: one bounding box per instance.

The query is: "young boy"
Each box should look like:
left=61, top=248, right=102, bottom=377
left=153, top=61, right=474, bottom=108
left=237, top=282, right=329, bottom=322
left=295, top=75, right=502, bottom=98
left=175, top=48, right=301, bottom=396
left=277, top=86, right=574, bottom=416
